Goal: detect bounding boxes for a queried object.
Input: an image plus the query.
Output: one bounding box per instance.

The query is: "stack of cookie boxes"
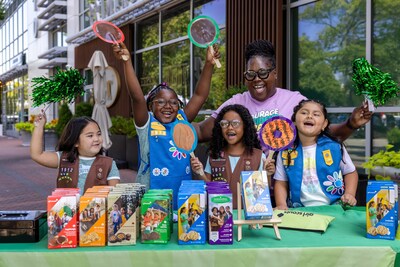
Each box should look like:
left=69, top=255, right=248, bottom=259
left=366, top=181, right=398, bottom=240
left=207, top=181, right=233, bottom=245
left=178, top=180, right=207, bottom=245
left=107, top=183, right=144, bottom=246
left=240, top=171, right=273, bottom=220
left=47, top=188, right=80, bottom=249
left=140, top=189, right=172, bottom=244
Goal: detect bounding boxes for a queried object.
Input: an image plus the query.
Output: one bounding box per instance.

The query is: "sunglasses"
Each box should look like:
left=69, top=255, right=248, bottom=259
left=152, top=98, right=180, bottom=108
left=219, top=119, right=242, bottom=129
left=243, top=68, right=275, bottom=81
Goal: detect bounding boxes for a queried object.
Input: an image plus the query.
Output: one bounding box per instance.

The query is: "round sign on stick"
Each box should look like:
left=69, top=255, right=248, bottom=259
left=259, top=116, right=297, bottom=161
left=172, top=121, right=204, bottom=176
left=188, top=15, right=221, bottom=68
left=92, top=21, right=128, bottom=61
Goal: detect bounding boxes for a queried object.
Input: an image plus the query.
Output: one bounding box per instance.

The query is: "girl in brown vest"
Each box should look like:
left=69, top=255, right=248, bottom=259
left=31, top=114, right=120, bottom=194
left=191, top=104, right=275, bottom=208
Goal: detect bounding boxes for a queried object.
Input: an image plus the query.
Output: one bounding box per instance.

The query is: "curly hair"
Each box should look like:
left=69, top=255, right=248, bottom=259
left=210, top=104, right=260, bottom=159
left=245, top=40, right=276, bottom=68
left=145, top=82, right=184, bottom=111
left=285, top=99, right=344, bottom=166
left=56, top=116, right=104, bottom=162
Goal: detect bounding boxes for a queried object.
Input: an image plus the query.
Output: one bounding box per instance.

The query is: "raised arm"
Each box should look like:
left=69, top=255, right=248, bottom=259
left=113, top=43, right=148, bottom=127
left=30, top=112, right=59, bottom=168
left=184, top=44, right=220, bottom=122
left=330, top=101, right=373, bottom=141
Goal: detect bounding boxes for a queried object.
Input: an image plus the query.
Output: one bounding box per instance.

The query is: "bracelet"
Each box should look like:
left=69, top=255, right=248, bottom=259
left=345, top=118, right=357, bottom=130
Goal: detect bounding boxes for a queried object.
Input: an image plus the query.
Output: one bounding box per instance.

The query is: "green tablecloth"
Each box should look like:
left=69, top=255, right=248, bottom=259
left=1, top=205, right=399, bottom=267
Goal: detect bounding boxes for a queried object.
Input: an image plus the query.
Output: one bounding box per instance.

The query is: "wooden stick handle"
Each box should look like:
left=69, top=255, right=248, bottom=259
left=209, top=45, right=221, bottom=68
left=190, top=152, right=204, bottom=176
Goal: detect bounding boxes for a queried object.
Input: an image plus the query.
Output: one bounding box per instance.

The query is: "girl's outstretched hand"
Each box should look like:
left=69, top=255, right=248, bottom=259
left=112, top=42, right=130, bottom=61
left=206, top=44, right=221, bottom=66
left=34, top=110, right=47, bottom=129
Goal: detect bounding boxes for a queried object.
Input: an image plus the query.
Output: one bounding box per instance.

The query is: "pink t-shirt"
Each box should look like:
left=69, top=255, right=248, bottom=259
left=212, top=88, right=306, bottom=132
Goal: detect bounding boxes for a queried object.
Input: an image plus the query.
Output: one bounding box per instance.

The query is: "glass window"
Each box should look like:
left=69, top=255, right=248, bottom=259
left=371, top=0, right=400, bottom=107
left=162, top=40, right=190, bottom=105
left=371, top=112, right=400, bottom=153
left=137, top=15, right=159, bottom=49
left=161, top=2, right=190, bottom=42
left=291, top=1, right=366, bottom=107
left=192, top=28, right=226, bottom=110
left=193, top=0, right=226, bottom=25
left=137, top=49, right=159, bottom=93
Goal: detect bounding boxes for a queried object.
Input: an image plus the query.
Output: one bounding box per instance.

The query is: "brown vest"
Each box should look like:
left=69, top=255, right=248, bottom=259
left=57, top=152, right=113, bottom=193
left=209, top=148, right=263, bottom=208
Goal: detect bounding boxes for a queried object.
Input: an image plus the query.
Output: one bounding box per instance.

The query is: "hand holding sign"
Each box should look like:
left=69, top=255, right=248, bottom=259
left=259, top=116, right=297, bottom=161
left=172, top=121, right=204, bottom=176
left=188, top=16, right=221, bottom=68
left=92, top=20, right=129, bottom=61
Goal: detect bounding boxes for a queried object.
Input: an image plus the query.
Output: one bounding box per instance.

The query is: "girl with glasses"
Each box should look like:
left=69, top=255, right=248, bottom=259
left=113, top=43, right=220, bottom=209
left=191, top=104, right=275, bottom=208
left=196, top=39, right=372, bottom=152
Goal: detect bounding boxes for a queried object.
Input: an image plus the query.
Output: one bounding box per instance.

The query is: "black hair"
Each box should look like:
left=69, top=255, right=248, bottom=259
left=210, top=104, right=261, bottom=159
left=146, top=82, right=184, bottom=111
left=285, top=99, right=344, bottom=166
left=56, top=116, right=104, bottom=162
left=245, top=40, right=276, bottom=68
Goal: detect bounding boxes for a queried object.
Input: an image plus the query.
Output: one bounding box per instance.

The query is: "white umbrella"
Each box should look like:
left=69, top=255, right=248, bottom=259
left=88, top=50, right=112, bottom=150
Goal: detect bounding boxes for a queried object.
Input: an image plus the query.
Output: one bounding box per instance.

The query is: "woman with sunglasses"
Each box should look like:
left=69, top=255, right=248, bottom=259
left=113, top=43, right=220, bottom=209
left=191, top=104, right=275, bottom=208
left=196, top=40, right=372, bottom=150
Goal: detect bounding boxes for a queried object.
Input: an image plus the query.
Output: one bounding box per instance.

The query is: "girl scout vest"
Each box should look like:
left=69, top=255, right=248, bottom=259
left=282, top=136, right=344, bottom=207
left=209, top=148, right=263, bottom=208
left=57, top=152, right=112, bottom=193
left=148, top=110, right=192, bottom=209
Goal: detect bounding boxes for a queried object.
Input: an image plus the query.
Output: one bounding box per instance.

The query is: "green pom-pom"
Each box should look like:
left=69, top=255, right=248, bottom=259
left=352, top=58, right=399, bottom=106
left=31, top=67, right=85, bottom=107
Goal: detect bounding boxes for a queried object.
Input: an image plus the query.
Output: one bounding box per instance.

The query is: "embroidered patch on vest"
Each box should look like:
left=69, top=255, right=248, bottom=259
left=282, top=150, right=297, bottom=166
left=58, top=175, right=72, bottom=183
left=323, top=149, right=333, bottom=166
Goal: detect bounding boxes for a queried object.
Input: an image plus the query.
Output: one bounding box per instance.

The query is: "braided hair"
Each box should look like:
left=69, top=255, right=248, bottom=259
left=245, top=40, right=276, bottom=68
left=285, top=99, right=344, bottom=166
left=146, top=82, right=184, bottom=111
left=210, top=104, right=261, bottom=159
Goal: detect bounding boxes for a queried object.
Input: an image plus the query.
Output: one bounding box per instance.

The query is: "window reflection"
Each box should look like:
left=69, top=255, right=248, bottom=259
left=137, top=15, right=159, bottom=50
left=372, top=1, right=400, bottom=107
left=194, top=0, right=226, bottom=25
left=137, top=49, right=159, bottom=94
left=162, top=41, right=190, bottom=105
left=292, top=1, right=366, bottom=107
left=372, top=113, right=400, bottom=154
left=161, top=3, right=190, bottom=42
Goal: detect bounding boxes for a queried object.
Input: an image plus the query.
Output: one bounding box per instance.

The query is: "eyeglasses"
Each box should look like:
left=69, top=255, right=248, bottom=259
left=152, top=98, right=180, bottom=108
left=219, top=119, right=242, bottom=129
left=243, top=68, right=275, bottom=81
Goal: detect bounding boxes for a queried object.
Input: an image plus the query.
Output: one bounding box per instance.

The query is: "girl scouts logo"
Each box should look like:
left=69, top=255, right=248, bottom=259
left=322, top=149, right=333, bottom=166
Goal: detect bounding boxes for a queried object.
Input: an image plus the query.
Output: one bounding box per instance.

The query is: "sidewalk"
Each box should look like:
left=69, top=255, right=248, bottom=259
left=0, top=136, right=137, bottom=211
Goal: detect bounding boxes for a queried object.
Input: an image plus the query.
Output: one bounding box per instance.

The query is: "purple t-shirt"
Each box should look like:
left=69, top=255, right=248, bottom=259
left=212, top=88, right=306, bottom=133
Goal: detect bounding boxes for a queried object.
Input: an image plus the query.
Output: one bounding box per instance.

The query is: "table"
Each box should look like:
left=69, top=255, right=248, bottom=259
left=1, top=205, right=399, bottom=267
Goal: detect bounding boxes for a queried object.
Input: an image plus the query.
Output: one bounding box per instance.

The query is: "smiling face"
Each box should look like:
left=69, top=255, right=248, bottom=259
left=75, top=122, right=103, bottom=157
left=221, top=111, right=244, bottom=147
left=245, top=56, right=277, bottom=102
left=294, top=102, right=328, bottom=141
left=150, top=89, right=179, bottom=124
